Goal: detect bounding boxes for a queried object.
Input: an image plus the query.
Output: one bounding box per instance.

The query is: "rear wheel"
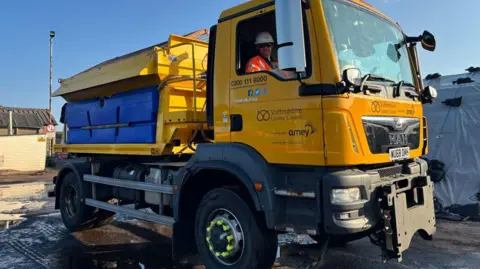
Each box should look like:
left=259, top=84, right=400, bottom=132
left=59, top=172, right=115, bottom=232
left=195, top=188, right=277, bottom=269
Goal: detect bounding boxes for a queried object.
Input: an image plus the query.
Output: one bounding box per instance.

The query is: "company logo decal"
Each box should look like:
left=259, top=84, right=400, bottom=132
left=371, top=101, right=381, bottom=113
left=257, top=110, right=271, bottom=121
left=406, top=104, right=415, bottom=115
left=370, top=101, right=397, bottom=114
left=256, top=108, right=303, bottom=122
left=289, top=121, right=317, bottom=137
left=393, top=118, right=404, bottom=130
left=389, top=133, right=408, bottom=145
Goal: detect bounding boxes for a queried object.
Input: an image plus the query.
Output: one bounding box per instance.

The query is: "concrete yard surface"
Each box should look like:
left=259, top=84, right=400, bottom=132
left=0, top=169, right=57, bottom=185
left=0, top=210, right=479, bottom=269
left=0, top=177, right=479, bottom=269
left=277, top=219, right=480, bottom=269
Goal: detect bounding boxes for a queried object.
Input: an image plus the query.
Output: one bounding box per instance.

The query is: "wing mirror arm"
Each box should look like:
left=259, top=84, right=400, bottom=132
left=406, top=30, right=436, bottom=91
left=406, top=30, right=436, bottom=52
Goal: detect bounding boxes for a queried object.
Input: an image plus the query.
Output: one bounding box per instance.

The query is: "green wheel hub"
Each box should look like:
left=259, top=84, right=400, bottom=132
left=205, top=209, right=245, bottom=265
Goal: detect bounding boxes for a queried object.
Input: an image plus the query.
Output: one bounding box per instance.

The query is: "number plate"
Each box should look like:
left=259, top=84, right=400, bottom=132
left=389, top=147, right=410, bottom=161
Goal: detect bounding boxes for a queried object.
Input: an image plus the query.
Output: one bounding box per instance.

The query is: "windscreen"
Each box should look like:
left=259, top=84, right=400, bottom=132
left=322, top=0, right=414, bottom=85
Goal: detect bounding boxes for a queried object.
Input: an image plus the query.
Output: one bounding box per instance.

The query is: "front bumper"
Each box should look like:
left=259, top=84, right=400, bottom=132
left=323, top=158, right=436, bottom=260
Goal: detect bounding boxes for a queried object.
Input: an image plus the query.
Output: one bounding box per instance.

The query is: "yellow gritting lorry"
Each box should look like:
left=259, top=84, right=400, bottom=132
left=52, top=0, right=439, bottom=268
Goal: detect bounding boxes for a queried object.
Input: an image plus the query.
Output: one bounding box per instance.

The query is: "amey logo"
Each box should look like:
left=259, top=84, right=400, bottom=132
left=289, top=121, right=317, bottom=137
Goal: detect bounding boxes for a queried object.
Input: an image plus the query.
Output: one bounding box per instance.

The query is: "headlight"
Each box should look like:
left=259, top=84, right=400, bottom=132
left=331, top=188, right=361, bottom=204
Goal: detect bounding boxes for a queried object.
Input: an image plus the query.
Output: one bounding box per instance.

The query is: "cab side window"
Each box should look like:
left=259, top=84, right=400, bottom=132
left=236, top=12, right=279, bottom=76
left=235, top=11, right=311, bottom=80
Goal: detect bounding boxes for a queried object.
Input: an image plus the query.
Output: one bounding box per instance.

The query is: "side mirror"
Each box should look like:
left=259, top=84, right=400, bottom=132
left=406, top=30, right=436, bottom=52
left=275, top=0, right=307, bottom=73
left=343, top=68, right=362, bottom=87
left=421, top=30, right=436, bottom=52
left=421, top=86, right=438, bottom=104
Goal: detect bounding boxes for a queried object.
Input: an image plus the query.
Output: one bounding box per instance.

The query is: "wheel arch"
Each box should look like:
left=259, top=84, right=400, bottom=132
left=185, top=161, right=262, bottom=209
left=173, top=143, right=275, bottom=228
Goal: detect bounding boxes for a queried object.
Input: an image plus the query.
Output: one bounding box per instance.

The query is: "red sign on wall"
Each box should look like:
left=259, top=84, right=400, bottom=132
left=44, top=124, right=55, bottom=133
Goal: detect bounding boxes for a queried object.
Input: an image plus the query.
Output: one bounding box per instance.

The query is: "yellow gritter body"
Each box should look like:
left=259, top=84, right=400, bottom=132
left=54, top=30, right=210, bottom=156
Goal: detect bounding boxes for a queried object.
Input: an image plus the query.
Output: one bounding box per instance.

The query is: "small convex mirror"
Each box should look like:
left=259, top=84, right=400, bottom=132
left=422, top=86, right=438, bottom=104
left=424, top=86, right=438, bottom=99
left=343, top=68, right=362, bottom=86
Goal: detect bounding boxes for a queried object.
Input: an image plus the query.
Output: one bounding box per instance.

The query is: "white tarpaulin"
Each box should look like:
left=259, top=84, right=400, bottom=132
left=423, top=71, right=480, bottom=207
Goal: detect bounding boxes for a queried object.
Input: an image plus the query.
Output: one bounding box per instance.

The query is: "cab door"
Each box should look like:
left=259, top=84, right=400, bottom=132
left=228, top=4, right=325, bottom=166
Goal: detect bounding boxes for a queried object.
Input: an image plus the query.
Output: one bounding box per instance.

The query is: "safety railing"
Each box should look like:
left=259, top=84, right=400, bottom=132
left=156, top=41, right=208, bottom=122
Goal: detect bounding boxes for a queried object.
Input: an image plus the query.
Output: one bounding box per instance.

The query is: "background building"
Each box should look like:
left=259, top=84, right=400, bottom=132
left=0, top=106, right=57, bottom=135
left=0, top=106, right=58, bottom=169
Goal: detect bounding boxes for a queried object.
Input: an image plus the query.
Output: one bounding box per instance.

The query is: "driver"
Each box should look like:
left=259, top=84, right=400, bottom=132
left=245, top=32, right=296, bottom=79
left=245, top=32, right=279, bottom=73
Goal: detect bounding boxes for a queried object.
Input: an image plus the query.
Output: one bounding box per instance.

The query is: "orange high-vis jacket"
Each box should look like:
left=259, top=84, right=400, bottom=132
left=245, top=55, right=279, bottom=73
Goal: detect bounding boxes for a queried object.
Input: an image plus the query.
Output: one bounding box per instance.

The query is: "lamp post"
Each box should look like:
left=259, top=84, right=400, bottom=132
left=49, top=31, right=55, bottom=125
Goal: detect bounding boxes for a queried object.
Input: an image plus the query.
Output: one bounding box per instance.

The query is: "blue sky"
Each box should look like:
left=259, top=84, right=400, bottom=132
left=1, top=0, right=479, bottom=124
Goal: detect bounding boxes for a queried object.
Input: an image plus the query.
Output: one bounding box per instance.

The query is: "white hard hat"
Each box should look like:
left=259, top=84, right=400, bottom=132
left=255, top=31, right=274, bottom=45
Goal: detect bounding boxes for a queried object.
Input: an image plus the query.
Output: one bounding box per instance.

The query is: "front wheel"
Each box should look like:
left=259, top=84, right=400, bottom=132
left=194, top=188, right=278, bottom=269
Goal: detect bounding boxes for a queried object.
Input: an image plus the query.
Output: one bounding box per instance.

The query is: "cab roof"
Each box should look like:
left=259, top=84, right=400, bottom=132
left=219, top=0, right=272, bottom=22
left=218, top=0, right=397, bottom=27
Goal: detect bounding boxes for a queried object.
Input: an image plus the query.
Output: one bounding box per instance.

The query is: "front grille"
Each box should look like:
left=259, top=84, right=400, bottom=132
left=375, top=165, right=403, bottom=178
left=362, top=117, right=420, bottom=154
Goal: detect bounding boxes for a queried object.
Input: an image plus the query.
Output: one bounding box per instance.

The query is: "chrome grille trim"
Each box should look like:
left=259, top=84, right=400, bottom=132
left=362, top=116, right=421, bottom=154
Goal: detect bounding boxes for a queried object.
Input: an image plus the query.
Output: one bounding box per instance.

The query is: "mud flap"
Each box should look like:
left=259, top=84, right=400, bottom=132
left=378, top=176, right=436, bottom=262
left=172, top=221, right=197, bottom=263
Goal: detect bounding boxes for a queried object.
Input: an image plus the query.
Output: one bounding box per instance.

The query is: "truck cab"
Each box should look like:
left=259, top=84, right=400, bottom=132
left=200, top=0, right=438, bottom=263
left=210, top=0, right=435, bottom=166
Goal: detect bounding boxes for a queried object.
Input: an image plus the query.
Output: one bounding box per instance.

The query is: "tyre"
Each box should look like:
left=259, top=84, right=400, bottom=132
left=194, top=188, right=278, bottom=269
left=59, top=172, right=115, bottom=232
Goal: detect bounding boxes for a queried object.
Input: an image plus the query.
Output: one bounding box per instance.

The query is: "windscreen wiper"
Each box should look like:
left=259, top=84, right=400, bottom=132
left=402, top=82, right=416, bottom=87
left=394, top=80, right=419, bottom=99
left=358, top=73, right=395, bottom=94
left=363, top=74, right=396, bottom=83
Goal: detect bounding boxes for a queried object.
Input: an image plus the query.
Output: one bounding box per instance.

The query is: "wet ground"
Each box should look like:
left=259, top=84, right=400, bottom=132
left=0, top=169, right=58, bottom=185
left=0, top=213, right=193, bottom=269
left=1, top=209, right=479, bottom=269
left=1, top=179, right=480, bottom=269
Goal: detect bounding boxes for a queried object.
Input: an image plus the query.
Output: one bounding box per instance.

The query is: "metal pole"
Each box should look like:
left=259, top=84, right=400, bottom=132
left=49, top=31, right=55, bottom=125
left=8, top=110, right=13, bottom=136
